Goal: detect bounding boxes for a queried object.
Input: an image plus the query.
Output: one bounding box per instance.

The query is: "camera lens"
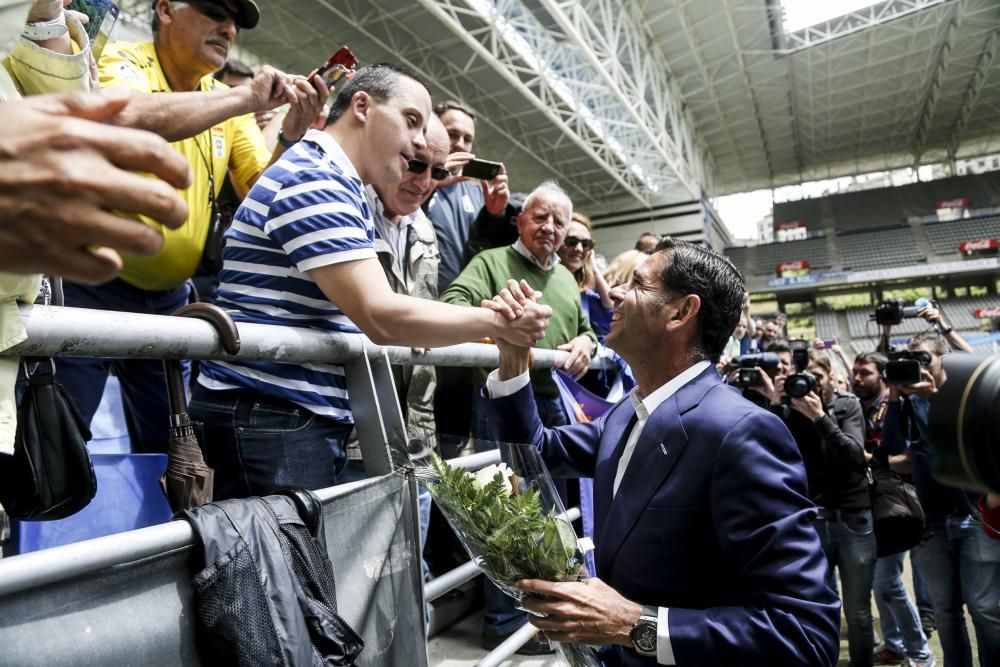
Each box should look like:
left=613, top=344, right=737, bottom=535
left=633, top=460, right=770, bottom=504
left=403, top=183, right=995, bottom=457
left=929, top=354, right=1000, bottom=493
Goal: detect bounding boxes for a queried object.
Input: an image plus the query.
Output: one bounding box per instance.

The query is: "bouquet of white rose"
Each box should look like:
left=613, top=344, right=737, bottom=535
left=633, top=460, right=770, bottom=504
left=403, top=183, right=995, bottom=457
left=423, top=444, right=602, bottom=667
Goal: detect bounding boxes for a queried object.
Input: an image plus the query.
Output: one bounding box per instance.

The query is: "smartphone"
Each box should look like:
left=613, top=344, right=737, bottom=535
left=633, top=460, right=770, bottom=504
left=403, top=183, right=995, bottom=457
left=313, top=46, right=358, bottom=88
left=68, top=0, right=120, bottom=62
left=462, top=158, right=502, bottom=180
left=821, top=338, right=836, bottom=349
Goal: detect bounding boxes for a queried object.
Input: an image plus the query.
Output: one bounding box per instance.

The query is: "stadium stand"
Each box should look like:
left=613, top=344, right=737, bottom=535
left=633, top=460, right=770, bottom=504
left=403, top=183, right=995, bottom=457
left=724, top=245, right=752, bottom=279
left=773, top=197, right=824, bottom=229
left=752, top=236, right=831, bottom=275
left=814, top=310, right=840, bottom=340
left=830, top=188, right=905, bottom=231
left=923, top=215, right=1000, bottom=256
left=837, top=225, right=924, bottom=271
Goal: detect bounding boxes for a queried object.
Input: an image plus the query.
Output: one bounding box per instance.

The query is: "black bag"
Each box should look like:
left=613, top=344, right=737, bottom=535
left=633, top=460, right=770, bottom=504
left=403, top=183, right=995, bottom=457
left=869, top=462, right=925, bottom=558
left=0, top=360, right=96, bottom=520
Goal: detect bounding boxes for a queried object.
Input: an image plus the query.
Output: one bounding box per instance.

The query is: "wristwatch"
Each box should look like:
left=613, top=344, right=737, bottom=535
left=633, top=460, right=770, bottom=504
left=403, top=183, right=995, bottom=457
left=629, top=605, right=658, bottom=657
left=22, top=14, right=68, bottom=41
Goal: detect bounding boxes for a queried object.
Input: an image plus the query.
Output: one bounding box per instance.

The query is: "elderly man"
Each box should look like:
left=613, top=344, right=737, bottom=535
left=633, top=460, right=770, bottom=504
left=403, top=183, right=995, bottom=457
left=441, top=180, right=596, bottom=652
left=55, top=0, right=328, bottom=455
left=484, top=238, right=841, bottom=665
left=188, top=64, right=550, bottom=501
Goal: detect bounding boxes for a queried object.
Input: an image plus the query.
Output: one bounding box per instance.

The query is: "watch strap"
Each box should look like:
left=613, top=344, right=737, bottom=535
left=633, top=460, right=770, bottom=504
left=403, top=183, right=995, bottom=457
left=630, top=604, right=659, bottom=657
left=22, top=13, right=68, bottom=41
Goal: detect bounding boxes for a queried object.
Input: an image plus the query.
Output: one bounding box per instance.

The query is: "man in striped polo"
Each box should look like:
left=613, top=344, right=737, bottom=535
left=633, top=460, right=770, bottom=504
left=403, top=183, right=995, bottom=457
left=189, top=63, right=551, bottom=500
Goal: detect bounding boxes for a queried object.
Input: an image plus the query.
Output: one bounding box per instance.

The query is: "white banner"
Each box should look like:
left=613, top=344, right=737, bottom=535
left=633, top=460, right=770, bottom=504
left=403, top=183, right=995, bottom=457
left=846, top=257, right=999, bottom=283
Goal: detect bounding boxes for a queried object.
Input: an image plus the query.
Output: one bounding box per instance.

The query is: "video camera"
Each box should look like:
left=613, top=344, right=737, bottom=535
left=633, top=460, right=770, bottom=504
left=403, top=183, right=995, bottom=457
left=725, top=352, right=779, bottom=388
left=884, top=349, right=931, bottom=385
left=929, top=354, right=1000, bottom=493
left=871, top=298, right=932, bottom=326
left=784, top=339, right=818, bottom=399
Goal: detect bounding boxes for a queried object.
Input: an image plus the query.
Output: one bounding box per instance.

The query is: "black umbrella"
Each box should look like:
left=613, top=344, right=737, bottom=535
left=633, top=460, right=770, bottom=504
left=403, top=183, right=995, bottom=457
left=161, top=303, right=240, bottom=511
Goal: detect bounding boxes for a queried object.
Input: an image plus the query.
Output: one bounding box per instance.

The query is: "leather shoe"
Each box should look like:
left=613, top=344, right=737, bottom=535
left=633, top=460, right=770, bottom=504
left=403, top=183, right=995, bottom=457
left=481, top=630, right=555, bottom=655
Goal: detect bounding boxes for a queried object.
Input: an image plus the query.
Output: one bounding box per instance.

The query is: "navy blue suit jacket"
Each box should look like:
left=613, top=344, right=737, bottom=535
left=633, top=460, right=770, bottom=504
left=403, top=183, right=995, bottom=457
left=487, top=365, right=840, bottom=666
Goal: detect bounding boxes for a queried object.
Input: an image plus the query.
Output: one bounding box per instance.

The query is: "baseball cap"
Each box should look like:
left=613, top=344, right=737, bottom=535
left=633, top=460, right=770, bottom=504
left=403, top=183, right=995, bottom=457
left=152, top=0, right=261, bottom=30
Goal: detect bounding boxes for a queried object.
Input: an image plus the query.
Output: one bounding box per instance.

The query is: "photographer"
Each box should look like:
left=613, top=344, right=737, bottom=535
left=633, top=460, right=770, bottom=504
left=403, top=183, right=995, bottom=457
left=852, top=352, right=935, bottom=666
left=750, top=345, right=874, bottom=667
left=882, top=331, right=1000, bottom=666
left=877, top=300, right=972, bottom=355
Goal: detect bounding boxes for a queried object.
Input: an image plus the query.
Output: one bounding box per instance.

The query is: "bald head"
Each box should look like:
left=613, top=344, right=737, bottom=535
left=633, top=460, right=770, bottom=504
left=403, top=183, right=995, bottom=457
left=426, top=115, right=449, bottom=161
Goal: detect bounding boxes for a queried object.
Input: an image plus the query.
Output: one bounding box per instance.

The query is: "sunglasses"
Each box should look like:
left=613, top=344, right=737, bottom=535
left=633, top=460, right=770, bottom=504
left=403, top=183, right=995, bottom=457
left=407, top=158, right=449, bottom=181
left=186, top=0, right=238, bottom=26
left=563, top=236, right=594, bottom=250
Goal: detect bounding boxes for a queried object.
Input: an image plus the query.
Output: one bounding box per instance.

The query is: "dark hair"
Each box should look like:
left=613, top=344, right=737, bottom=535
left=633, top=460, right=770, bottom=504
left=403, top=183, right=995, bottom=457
left=215, top=58, right=253, bottom=82
left=635, top=232, right=660, bottom=250
left=854, top=351, right=888, bottom=374
left=765, top=340, right=791, bottom=355
left=652, top=237, right=745, bottom=363
left=434, top=100, right=476, bottom=121
left=326, top=63, right=426, bottom=126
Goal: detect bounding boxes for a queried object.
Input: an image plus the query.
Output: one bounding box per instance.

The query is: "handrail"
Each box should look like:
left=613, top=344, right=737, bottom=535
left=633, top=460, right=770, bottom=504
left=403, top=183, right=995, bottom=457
left=5, top=305, right=614, bottom=370
left=0, top=476, right=380, bottom=598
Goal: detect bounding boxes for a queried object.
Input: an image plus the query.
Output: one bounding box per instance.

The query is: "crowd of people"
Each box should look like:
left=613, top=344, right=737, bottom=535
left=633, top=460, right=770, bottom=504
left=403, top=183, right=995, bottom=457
left=0, top=1, right=998, bottom=665
left=718, top=304, right=1000, bottom=667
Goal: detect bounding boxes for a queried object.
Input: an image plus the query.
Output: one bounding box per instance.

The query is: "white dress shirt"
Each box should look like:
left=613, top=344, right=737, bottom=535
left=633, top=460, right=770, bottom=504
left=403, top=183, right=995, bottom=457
left=486, top=360, right=712, bottom=665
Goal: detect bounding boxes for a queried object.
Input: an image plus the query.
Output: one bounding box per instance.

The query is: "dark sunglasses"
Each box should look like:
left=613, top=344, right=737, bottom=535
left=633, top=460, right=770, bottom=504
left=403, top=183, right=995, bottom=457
left=407, top=158, right=449, bottom=181
left=563, top=235, right=594, bottom=250
left=186, top=0, right=238, bottom=26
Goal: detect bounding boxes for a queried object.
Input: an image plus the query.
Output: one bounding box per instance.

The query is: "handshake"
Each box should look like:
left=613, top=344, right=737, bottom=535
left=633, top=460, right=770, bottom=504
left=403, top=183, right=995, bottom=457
left=480, top=278, right=551, bottom=350
left=478, top=278, right=596, bottom=378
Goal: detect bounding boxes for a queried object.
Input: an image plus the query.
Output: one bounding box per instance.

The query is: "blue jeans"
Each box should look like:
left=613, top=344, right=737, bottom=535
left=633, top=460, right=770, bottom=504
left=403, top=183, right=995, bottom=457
left=472, top=391, right=569, bottom=636
left=815, top=510, right=877, bottom=667
left=188, top=387, right=350, bottom=500
left=873, top=552, right=931, bottom=661
left=913, top=514, right=1000, bottom=667
left=56, top=279, right=190, bottom=454
left=911, top=551, right=935, bottom=624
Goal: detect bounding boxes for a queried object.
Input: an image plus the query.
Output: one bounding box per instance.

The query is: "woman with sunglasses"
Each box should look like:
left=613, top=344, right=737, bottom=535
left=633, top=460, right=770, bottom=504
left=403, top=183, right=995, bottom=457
left=557, top=213, right=613, bottom=342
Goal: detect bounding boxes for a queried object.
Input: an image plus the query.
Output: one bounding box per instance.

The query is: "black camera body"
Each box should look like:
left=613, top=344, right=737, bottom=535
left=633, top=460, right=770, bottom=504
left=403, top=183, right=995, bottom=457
left=785, top=339, right=818, bottom=399
left=726, top=352, right=779, bottom=388
left=884, top=349, right=930, bottom=385
left=872, top=298, right=929, bottom=326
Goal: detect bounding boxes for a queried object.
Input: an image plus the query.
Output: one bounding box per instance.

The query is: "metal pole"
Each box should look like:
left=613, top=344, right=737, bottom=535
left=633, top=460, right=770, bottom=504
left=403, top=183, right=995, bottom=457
left=6, top=305, right=613, bottom=370
left=476, top=623, right=541, bottom=667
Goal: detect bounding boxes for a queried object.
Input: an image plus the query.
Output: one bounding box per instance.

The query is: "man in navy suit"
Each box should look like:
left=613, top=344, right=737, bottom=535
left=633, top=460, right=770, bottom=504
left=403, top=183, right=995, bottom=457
left=483, top=238, right=841, bottom=665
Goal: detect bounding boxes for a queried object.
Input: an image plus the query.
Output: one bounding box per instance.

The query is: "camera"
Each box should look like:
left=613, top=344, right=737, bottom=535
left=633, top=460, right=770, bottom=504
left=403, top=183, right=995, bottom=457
left=784, top=339, right=818, bottom=399
left=871, top=298, right=931, bottom=326
left=929, top=354, right=1000, bottom=493
left=725, top=353, right=779, bottom=388
left=884, top=349, right=931, bottom=385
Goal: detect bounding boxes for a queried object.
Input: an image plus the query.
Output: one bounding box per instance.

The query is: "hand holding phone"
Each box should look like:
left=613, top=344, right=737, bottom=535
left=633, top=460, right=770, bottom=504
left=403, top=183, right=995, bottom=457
left=313, top=46, right=358, bottom=89
left=462, top=158, right=502, bottom=181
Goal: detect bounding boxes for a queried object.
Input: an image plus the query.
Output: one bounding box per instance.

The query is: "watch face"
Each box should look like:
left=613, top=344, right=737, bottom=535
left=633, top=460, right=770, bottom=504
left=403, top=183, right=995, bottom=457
left=634, top=623, right=657, bottom=653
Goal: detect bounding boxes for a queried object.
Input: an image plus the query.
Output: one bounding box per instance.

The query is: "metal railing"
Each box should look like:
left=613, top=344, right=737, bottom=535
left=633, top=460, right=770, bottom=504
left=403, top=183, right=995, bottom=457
left=2, top=304, right=605, bottom=666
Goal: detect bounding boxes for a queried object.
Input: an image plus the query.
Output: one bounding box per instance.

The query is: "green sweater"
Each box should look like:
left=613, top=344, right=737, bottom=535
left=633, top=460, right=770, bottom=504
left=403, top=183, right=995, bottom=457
left=441, top=246, right=596, bottom=397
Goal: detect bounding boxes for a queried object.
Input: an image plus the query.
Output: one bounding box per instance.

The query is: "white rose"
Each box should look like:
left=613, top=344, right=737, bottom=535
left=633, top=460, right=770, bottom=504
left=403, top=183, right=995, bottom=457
left=472, top=462, right=514, bottom=496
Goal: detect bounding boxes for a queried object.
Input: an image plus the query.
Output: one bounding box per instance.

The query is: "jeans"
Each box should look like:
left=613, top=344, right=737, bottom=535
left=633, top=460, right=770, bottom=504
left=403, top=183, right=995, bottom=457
left=911, top=551, right=936, bottom=625
left=188, top=387, right=350, bottom=500
left=472, top=391, right=569, bottom=636
left=815, top=509, right=877, bottom=667
left=873, top=552, right=931, bottom=661
left=56, top=279, right=190, bottom=454
left=913, top=514, right=1000, bottom=667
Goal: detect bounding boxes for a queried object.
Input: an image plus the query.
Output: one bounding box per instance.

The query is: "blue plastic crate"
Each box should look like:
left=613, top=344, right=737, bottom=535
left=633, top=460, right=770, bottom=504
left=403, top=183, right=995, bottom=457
left=8, top=453, right=173, bottom=555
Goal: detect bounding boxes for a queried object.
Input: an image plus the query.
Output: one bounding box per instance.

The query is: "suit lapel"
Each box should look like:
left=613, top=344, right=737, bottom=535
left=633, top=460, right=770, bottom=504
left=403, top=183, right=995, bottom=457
left=592, top=402, right=637, bottom=547
left=595, top=367, right=721, bottom=578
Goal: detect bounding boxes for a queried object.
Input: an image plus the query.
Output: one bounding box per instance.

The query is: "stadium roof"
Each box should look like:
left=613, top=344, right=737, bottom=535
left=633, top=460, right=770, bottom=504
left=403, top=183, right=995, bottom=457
left=120, top=0, right=1000, bottom=209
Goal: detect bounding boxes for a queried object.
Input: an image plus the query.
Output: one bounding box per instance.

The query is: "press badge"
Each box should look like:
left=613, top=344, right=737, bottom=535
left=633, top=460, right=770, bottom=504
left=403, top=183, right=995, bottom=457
left=211, top=126, right=225, bottom=159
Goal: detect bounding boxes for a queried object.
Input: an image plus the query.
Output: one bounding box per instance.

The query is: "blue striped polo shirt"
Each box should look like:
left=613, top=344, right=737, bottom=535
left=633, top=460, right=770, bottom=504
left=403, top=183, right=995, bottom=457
left=196, top=129, right=375, bottom=423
